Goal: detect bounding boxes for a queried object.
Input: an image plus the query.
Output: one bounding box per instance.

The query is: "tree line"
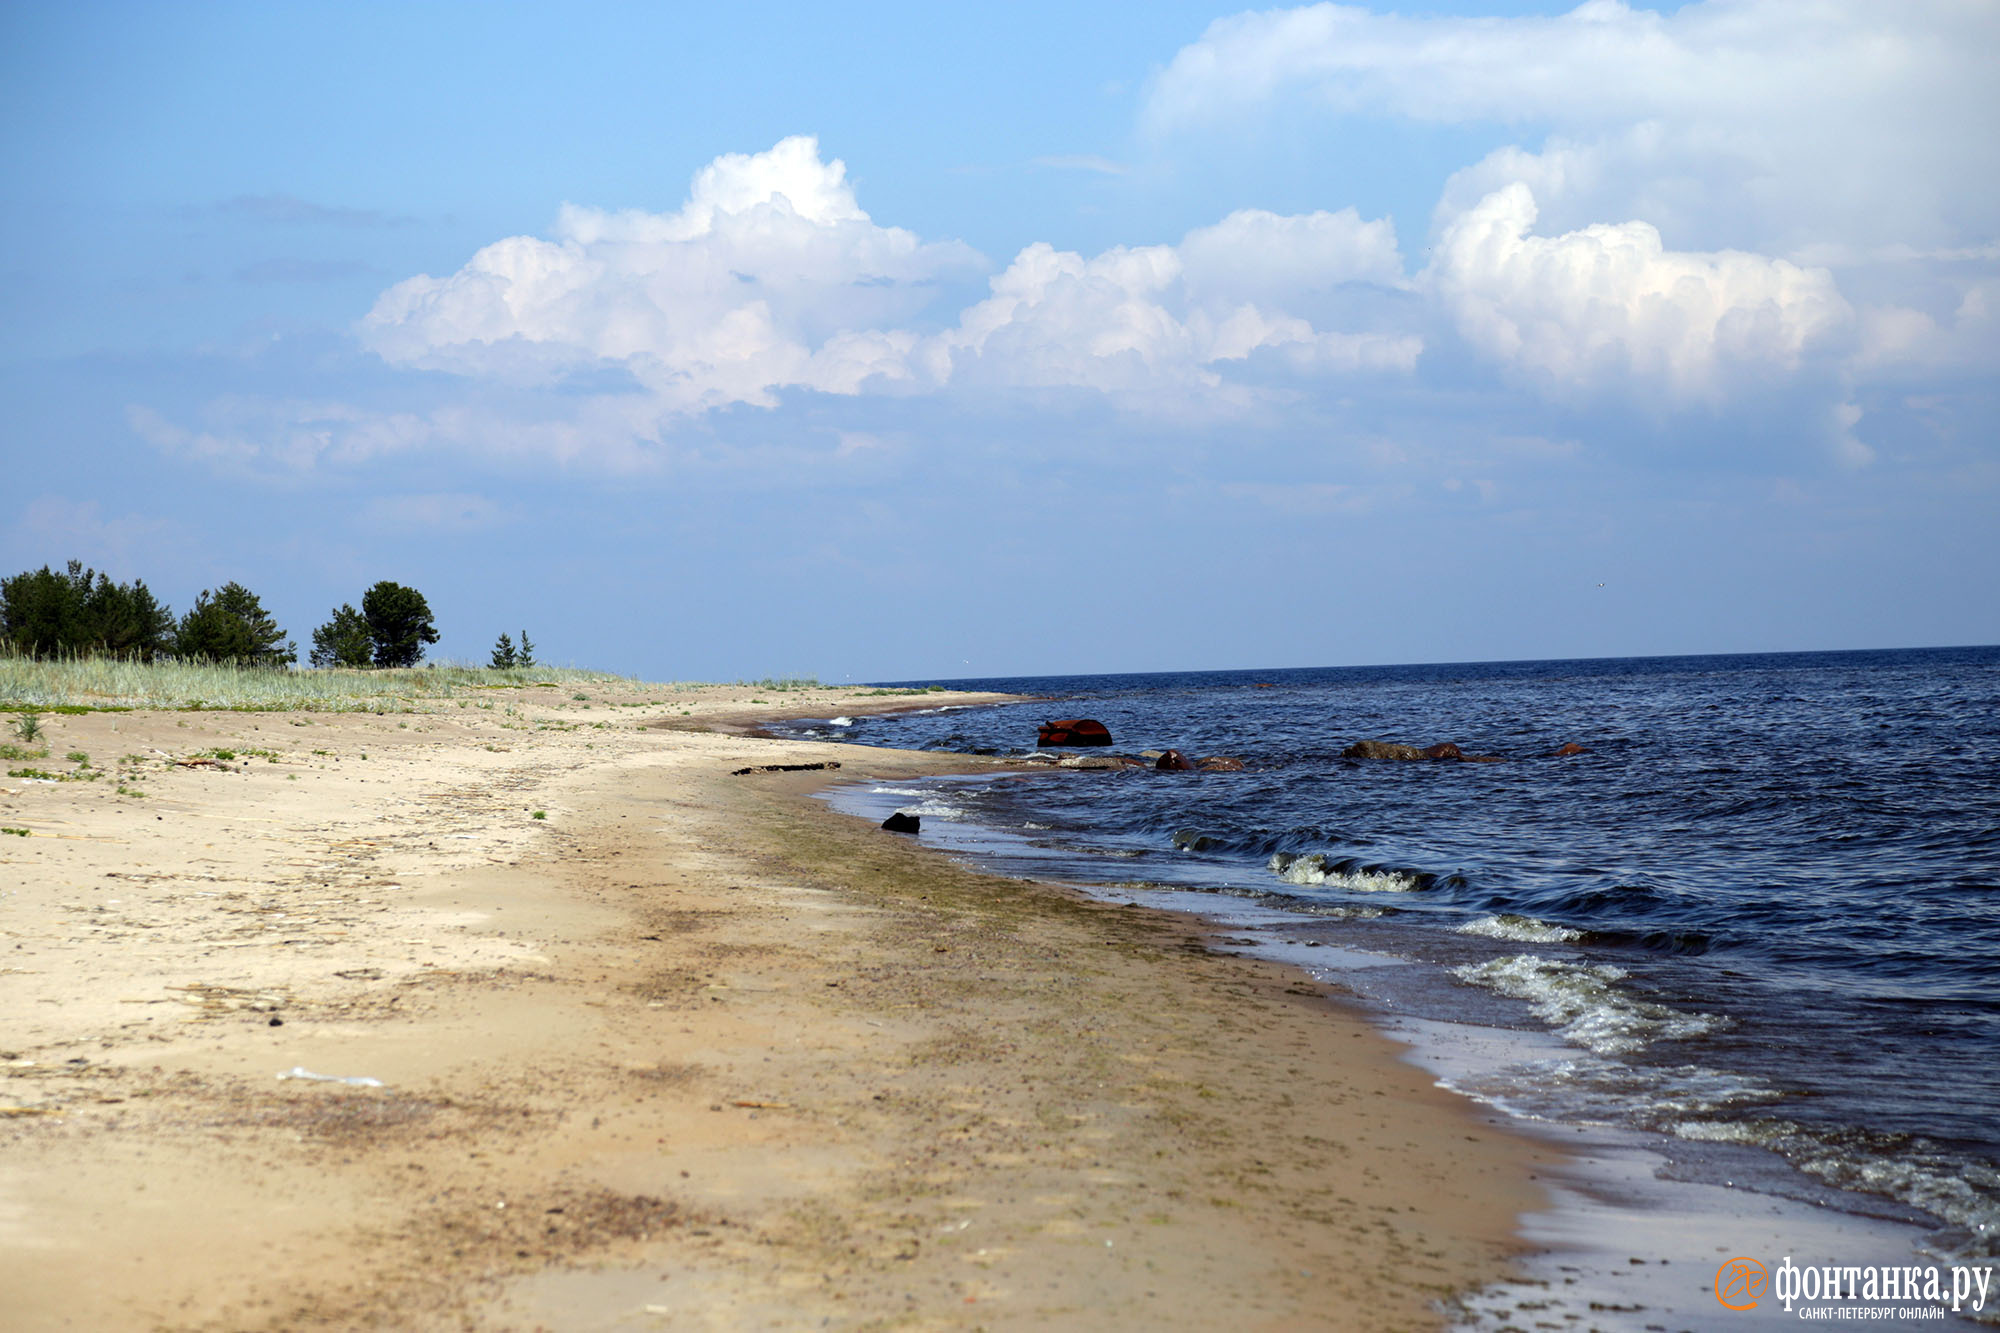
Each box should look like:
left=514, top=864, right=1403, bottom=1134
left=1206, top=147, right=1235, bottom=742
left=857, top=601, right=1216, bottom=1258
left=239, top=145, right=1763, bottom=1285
left=0, top=561, right=534, bottom=670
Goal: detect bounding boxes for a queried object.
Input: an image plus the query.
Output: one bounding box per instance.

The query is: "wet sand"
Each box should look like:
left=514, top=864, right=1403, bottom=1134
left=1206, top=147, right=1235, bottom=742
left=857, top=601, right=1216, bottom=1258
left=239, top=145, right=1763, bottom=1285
left=0, top=680, right=1551, bottom=1330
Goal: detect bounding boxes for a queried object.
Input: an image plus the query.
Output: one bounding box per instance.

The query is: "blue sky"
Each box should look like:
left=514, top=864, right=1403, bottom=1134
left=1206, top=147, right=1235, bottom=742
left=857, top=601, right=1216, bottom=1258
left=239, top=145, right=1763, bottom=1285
left=3, top=1, right=1994, bottom=681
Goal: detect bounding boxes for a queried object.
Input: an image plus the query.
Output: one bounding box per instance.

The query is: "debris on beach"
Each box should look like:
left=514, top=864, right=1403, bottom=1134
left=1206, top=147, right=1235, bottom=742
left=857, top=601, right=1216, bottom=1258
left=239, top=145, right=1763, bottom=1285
left=276, top=1066, right=386, bottom=1088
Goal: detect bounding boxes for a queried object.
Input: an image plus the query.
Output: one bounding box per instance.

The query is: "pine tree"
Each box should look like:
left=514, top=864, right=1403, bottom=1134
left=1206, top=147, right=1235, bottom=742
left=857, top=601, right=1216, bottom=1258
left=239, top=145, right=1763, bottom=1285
left=175, top=583, right=295, bottom=666
left=517, top=631, right=536, bottom=668
left=361, top=582, right=439, bottom=668
left=309, top=604, right=373, bottom=668
left=490, top=633, right=517, bottom=669
left=1, top=561, right=175, bottom=659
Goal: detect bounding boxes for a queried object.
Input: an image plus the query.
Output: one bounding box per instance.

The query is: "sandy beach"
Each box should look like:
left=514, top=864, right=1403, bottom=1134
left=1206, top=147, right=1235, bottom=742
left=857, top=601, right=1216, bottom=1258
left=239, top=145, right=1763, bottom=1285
left=0, top=679, right=1550, bottom=1331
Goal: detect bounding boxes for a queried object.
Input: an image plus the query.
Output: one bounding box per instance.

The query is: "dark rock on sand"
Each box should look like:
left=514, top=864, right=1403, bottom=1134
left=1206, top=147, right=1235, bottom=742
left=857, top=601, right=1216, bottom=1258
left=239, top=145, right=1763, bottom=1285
left=1039, top=719, right=1113, bottom=748
left=881, top=812, right=921, bottom=834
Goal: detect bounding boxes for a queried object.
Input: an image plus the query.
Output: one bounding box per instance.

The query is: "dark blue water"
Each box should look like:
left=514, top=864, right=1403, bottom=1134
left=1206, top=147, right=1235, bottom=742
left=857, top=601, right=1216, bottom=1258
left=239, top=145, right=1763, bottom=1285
left=776, top=647, right=2000, bottom=1267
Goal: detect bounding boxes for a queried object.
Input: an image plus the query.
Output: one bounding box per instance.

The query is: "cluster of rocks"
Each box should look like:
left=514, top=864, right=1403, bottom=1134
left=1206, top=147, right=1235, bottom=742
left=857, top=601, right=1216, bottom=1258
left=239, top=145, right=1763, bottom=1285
left=1341, top=739, right=1589, bottom=762
left=1032, top=720, right=1245, bottom=773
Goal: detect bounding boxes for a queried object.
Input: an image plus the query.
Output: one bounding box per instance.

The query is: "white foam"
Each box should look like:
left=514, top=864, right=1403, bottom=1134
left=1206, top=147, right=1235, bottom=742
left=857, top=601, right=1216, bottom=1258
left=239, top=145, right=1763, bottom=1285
left=1267, top=852, right=1421, bottom=892
left=1673, top=1117, right=2000, bottom=1265
left=1451, top=954, right=1726, bottom=1055
left=1456, top=913, right=1582, bottom=944
left=906, top=798, right=965, bottom=820
left=828, top=716, right=854, bottom=727
left=869, top=786, right=928, bottom=797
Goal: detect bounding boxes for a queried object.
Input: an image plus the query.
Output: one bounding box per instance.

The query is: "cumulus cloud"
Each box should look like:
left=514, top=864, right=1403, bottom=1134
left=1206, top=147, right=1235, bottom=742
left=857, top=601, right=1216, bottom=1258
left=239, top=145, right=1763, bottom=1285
left=1428, top=183, right=1851, bottom=403
left=1147, top=1, right=2000, bottom=254
left=932, top=212, right=1420, bottom=399
left=348, top=137, right=1424, bottom=446
left=1853, top=280, right=2000, bottom=378
left=361, top=136, right=983, bottom=412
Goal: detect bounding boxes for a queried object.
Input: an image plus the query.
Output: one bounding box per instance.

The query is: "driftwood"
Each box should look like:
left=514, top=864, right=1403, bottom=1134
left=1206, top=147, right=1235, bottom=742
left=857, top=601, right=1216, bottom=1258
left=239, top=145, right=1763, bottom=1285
left=729, top=761, right=842, bottom=777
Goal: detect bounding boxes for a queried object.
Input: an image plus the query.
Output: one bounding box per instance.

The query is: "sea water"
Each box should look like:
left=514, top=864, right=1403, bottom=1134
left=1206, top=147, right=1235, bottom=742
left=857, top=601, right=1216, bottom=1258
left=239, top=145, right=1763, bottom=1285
left=777, top=647, right=1999, bottom=1324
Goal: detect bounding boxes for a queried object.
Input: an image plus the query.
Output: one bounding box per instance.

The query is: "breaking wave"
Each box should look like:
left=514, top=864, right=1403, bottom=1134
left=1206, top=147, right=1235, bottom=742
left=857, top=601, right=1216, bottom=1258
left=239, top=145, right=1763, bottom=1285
left=1456, top=913, right=1582, bottom=944
left=1451, top=954, right=1727, bottom=1055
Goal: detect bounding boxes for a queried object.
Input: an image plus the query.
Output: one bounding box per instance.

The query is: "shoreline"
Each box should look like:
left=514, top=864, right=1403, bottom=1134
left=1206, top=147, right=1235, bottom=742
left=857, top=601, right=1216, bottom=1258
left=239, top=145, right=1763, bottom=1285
left=1, top=678, right=1550, bottom=1330
left=813, top=715, right=1994, bottom=1331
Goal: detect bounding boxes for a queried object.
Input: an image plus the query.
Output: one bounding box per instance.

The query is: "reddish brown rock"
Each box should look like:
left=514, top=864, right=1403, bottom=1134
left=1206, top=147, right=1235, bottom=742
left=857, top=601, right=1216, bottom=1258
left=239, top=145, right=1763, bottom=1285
left=1038, top=719, right=1113, bottom=748
left=1155, top=749, right=1197, bottom=771
left=1551, top=742, right=1589, bottom=757
left=1197, top=756, right=1245, bottom=772
left=1422, top=742, right=1465, bottom=761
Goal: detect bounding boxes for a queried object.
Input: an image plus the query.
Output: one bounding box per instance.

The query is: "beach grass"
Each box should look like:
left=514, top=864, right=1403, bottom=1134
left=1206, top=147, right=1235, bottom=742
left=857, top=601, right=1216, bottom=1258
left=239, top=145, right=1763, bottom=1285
left=0, top=654, right=677, bottom=714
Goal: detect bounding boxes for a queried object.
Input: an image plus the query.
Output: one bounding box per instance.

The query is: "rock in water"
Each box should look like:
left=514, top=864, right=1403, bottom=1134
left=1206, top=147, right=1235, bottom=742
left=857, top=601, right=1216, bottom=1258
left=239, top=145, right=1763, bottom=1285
left=1422, top=742, right=1465, bottom=761
left=1155, top=749, right=1197, bottom=771
left=1058, top=753, right=1141, bottom=769
left=1341, top=739, right=1428, bottom=761
left=1038, top=719, right=1113, bottom=747
left=1197, top=756, right=1245, bottom=772
left=1551, top=742, right=1589, bottom=757
left=881, top=812, right=921, bottom=833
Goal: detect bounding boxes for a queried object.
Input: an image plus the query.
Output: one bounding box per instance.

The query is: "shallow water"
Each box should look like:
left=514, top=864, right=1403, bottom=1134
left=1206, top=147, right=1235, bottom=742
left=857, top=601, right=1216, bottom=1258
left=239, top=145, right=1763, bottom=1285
left=781, top=646, right=2000, bottom=1291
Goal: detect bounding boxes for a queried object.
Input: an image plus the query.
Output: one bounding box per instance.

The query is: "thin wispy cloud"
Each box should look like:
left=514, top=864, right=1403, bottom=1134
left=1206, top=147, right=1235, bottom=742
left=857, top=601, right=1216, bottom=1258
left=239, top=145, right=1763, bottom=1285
left=234, top=258, right=380, bottom=285
left=217, top=194, right=415, bottom=228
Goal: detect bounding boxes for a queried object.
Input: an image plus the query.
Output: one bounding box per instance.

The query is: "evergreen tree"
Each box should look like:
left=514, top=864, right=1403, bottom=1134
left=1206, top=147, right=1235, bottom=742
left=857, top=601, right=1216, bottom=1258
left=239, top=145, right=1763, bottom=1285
left=518, top=631, right=536, bottom=668
left=309, top=604, right=373, bottom=668
left=361, top=581, right=439, bottom=668
left=1, top=561, right=175, bottom=659
left=175, top=582, right=295, bottom=666
left=90, top=577, right=175, bottom=659
left=490, top=632, right=517, bottom=669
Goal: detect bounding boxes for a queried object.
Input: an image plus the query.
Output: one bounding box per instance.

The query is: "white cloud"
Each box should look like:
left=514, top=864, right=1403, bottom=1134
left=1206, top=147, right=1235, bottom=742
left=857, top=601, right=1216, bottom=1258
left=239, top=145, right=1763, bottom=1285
left=1148, top=1, right=2000, bottom=255
left=1428, top=183, right=1851, bottom=403
left=343, top=138, right=1426, bottom=447
left=129, top=401, right=432, bottom=476
left=360, top=136, right=983, bottom=412
left=1177, top=207, right=1404, bottom=303
left=1853, top=280, right=2000, bottom=377
left=932, top=211, right=1420, bottom=399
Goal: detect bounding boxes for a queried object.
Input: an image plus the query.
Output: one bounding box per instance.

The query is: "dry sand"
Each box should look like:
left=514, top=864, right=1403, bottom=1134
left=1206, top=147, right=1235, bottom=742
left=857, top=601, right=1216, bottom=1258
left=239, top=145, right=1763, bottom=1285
left=0, top=680, right=1552, bottom=1330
